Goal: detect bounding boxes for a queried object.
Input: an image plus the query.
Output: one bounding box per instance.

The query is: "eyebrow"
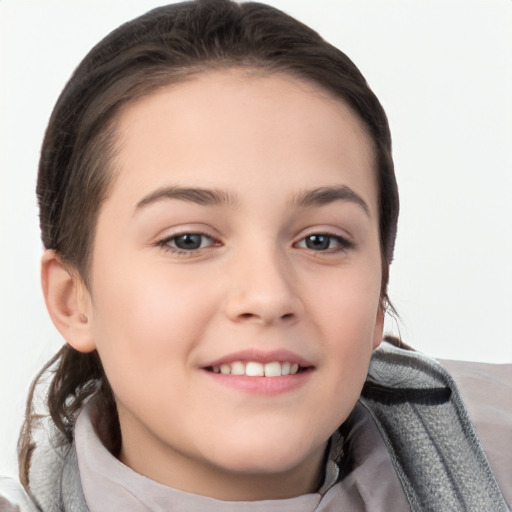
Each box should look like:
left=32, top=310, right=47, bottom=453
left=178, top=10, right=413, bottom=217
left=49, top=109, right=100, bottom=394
left=135, top=186, right=238, bottom=212
left=134, top=184, right=370, bottom=216
left=293, top=186, right=370, bottom=216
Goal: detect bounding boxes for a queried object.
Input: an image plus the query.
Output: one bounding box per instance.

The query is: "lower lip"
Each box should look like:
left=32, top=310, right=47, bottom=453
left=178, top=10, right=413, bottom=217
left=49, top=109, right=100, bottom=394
left=202, top=369, right=313, bottom=395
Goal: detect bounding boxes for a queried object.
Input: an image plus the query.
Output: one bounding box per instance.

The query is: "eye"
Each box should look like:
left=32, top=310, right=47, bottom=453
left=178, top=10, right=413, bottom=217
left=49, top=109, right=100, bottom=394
left=296, top=233, right=352, bottom=252
left=158, top=232, right=217, bottom=253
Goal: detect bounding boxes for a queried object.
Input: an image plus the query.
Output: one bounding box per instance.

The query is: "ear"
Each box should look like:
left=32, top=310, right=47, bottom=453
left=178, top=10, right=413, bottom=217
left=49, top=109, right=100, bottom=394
left=372, top=305, right=384, bottom=350
left=41, top=250, right=96, bottom=353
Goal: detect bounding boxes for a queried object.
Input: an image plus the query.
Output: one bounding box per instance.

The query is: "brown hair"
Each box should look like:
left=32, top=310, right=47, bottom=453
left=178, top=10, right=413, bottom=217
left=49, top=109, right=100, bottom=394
left=20, top=0, right=399, bottom=486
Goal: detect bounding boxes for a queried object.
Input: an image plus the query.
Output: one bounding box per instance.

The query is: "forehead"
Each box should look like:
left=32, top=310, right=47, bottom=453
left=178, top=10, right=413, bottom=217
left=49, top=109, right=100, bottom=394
left=109, top=70, right=377, bottom=214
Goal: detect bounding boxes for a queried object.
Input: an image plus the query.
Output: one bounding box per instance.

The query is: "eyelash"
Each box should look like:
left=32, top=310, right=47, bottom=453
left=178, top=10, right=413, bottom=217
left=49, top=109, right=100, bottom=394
left=156, top=231, right=353, bottom=256
left=294, top=232, right=354, bottom=253
left=156, top=231, right=218, bottom=256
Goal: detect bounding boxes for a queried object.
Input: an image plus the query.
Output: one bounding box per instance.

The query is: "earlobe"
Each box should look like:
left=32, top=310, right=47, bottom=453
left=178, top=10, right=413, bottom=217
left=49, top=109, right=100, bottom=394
left=41, top=250, right=96, bottom=353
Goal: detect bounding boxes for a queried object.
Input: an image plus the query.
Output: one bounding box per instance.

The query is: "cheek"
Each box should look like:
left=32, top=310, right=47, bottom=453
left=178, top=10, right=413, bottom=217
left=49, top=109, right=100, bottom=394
left=88, top=259, right=218, bottom=394
left=305, top=260, right=381, bottom=397
left=313, top=259, right=382, bottom=336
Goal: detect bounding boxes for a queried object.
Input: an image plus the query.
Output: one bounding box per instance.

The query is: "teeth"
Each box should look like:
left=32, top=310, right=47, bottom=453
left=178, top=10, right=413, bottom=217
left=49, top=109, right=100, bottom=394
left=245, top=361, right=264, bottom=376
left=230, top=361, right=245, bottom=375
left=264, top=362, right=281, bottom=377
left=211, top=361, right=304, bottom=377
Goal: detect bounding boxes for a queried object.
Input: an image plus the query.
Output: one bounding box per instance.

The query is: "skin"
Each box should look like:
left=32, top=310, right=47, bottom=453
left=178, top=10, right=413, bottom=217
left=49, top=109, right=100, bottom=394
left=43, top=70, right=384, bottom=500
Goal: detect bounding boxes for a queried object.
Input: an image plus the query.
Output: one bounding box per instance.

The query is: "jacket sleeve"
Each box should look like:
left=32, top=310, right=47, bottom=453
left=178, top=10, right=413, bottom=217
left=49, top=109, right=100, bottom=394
left=440, top=359, right=512, bottom=510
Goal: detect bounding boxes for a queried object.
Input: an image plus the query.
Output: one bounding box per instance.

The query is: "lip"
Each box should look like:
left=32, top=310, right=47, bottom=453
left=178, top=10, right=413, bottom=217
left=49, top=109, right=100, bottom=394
left=200, top=349, right=315, bottom=395
left=203, top=370, right=313, bottom=395
left=202, top=348, right=314, bottom=368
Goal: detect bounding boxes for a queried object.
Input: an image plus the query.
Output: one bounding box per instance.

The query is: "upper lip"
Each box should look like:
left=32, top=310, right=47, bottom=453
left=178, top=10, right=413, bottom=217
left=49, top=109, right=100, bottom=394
left=202, top=349, right=314, bottom=368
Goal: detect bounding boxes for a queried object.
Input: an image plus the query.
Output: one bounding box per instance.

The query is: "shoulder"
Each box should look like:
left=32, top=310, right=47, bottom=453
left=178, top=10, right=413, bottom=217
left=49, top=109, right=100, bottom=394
left=0, top=477, right=38, bottom=511
left=439, top=358, right=512, bottom=420
left=440, top=358, right=512, bottom=507
left=439, top=358, right=512, bottom=446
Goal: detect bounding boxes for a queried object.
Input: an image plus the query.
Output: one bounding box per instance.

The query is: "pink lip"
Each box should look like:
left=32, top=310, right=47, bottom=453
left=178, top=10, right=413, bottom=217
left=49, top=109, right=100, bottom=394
left=200, top=349, right=315, bottom=396
left=203, top=370, right=313, bottom=395
left=202, top=349, right=314, bottom=368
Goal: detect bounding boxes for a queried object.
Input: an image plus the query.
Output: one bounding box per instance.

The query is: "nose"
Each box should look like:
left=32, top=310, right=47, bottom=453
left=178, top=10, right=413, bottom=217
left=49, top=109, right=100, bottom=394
left=224, top=246, right=303, bottom=326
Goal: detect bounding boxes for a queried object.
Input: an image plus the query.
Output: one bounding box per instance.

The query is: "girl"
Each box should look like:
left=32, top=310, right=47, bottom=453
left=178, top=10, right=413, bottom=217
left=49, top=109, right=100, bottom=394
left=1, top=1, right=510, bottom=510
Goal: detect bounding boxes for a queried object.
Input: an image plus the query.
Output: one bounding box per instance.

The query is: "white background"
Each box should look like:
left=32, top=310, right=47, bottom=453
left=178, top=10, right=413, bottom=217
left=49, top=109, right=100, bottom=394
left=1, top=0, right=511, bottom=477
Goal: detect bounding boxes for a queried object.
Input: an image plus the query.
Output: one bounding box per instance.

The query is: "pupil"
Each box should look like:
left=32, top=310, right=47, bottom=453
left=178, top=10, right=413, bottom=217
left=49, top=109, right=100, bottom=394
left=306, top=235, right=329, bottom=250
left=176, top=234, right=202, bottom=250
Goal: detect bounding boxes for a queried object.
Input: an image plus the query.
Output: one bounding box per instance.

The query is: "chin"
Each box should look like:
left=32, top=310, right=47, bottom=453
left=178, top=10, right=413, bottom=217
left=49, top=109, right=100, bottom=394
left=207, top=430, right=326, bottom=476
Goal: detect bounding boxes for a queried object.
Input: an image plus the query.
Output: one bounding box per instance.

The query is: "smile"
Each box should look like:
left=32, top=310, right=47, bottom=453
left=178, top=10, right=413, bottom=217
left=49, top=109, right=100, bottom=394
left=208, top=361, right=303, bottom=377
left=202, top=349, right=315, bottom=394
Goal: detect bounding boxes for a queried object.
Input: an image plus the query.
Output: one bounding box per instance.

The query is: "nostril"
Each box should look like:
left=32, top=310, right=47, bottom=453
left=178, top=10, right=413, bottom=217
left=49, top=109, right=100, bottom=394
left=237, top=311, right=294, bottom=322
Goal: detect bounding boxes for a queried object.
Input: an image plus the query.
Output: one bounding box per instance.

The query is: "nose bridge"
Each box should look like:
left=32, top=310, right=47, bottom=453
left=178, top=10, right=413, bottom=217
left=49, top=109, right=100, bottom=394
left=225, top=238, right=301, bottom=324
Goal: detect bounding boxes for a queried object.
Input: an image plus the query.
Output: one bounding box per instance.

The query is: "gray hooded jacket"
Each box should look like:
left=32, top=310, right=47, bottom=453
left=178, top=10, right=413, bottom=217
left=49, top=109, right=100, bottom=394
left=1, top=344, right=510, bottom=511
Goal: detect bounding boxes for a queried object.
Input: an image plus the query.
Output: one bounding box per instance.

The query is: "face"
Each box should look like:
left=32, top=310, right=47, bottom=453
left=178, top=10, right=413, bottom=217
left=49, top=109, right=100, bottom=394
left=81, top=70, right=383, bottom=499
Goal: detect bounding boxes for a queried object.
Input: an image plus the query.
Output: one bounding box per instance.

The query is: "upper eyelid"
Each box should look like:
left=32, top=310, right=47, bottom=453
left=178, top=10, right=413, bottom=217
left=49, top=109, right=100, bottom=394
left=154, top=224, right=219, bottom=241
left=293, top=231, right=355, bottom=253
left=156, top=233, right=219, bottom=257
left=293, top=227, right=354, bottom=243
left=158, top=231, right=218, bottom=245
left=295, top=233, right=352, bottom=245
left=153, top=225, right=354, bottom=247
